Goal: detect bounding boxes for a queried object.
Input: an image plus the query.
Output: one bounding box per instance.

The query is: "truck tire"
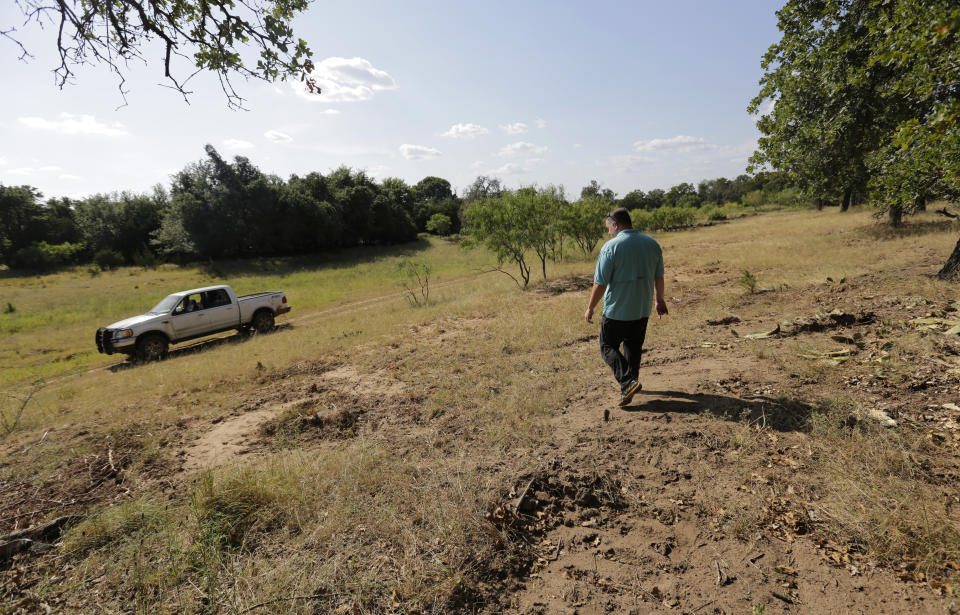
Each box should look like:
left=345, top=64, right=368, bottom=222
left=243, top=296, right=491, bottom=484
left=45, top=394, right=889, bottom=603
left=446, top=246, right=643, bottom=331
left=252, top=310, right=275, bottom=334
left=136, top=334, right=168, bottom=362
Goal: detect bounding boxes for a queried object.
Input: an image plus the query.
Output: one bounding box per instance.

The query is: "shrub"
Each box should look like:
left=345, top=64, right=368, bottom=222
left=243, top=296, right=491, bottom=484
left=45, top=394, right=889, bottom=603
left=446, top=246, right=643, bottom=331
left=425, top=213, right=453, bottom=236
left=11, top=241, right=83, bottom=271
left=93, top=249, right=125, bottom=270
left=650, top=206, right=697, bottom=230
left=739, top=269, right=758, bottom=294
left=132, top=248, right=160, bottom=269
left=701, top=205, right=727, bottom=221
left=3, top=303, right=13, bottom=314
left=742, top=189, right=765, bottom=208
left=630, top=209, right=653, bottom=231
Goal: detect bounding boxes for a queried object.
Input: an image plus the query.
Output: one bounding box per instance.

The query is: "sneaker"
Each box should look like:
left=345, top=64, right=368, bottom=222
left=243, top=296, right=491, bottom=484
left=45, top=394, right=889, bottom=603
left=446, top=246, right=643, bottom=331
left=619, top=380, right=643, bottom=407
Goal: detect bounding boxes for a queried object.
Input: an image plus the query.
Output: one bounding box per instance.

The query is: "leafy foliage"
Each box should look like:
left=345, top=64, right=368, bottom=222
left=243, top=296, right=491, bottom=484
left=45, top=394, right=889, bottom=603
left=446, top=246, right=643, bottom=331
left=5, top=0, right=318, bottom=108
left=750, top=0, right=959, bottom=230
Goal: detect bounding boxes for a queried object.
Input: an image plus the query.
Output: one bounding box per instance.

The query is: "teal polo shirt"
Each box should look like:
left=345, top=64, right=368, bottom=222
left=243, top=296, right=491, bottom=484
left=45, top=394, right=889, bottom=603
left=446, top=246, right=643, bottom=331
left=593, top=229, right=664, bottom=320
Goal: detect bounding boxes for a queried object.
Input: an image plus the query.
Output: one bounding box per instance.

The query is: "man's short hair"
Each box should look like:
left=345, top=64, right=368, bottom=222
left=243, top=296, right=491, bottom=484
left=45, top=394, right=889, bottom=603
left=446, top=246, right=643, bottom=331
left=607, top=208, right=632, bottom=228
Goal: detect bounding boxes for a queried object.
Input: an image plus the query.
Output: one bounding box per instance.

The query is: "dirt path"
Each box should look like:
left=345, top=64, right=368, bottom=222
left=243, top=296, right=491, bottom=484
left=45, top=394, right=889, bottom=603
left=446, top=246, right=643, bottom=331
left=504, top=354, right=947, bottom=614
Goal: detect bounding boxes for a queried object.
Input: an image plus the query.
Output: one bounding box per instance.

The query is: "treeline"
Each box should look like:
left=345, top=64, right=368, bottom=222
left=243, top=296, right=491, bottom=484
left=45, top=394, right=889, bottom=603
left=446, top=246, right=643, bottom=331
left=0, top=145, right=464, bottom=271
left=0, top=144, right=802, bottom=272
left=462, top=173, right=801, bottom=287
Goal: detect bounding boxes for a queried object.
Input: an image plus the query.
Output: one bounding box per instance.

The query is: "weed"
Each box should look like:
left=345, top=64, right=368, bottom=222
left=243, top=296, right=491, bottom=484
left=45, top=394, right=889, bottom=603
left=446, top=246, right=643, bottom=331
left=397, top=259, right=431, bottom=307
left=738, top=269, right=758, bottom=294
left=2, top=302, right=13, bottom=313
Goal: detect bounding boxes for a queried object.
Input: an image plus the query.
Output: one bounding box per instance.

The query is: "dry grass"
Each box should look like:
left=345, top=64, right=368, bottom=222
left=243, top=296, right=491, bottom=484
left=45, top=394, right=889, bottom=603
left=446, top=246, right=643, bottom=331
left=3, top=207, right=960, bottom=612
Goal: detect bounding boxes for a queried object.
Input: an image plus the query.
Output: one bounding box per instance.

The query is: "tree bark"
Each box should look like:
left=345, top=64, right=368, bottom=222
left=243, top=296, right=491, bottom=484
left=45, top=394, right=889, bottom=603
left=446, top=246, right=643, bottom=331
left=938, top=236, right=960, bottom=280
left=816, top=198, right=824, bottom=211
left=841, top=188, right=852, bottom=212
left=915, top=194, right=926, bottom=212
left=888, top=204, right=903, bottom=227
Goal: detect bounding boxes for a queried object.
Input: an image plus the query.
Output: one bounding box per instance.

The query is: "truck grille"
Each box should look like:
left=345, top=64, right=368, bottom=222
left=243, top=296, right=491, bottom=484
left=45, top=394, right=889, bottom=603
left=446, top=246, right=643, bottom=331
left=96, top=328, right=113, bottom=354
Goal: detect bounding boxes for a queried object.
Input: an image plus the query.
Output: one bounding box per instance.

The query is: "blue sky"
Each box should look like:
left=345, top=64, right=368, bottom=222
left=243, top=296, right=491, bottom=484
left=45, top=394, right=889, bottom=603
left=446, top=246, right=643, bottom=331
left=0, top=1, right=782, bottom=200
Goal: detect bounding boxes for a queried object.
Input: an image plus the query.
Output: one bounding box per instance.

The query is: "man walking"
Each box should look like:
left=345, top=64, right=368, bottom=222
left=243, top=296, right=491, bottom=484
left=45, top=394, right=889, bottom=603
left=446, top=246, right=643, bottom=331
left=584, top=208, right=667, bottom=406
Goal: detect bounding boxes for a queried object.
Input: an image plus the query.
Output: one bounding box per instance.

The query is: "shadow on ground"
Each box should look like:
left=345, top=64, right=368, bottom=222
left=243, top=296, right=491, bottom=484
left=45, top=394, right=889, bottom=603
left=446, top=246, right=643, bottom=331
left=624, top=389, right=813, bottom=432
left=107, top=323, right=293, bottom=372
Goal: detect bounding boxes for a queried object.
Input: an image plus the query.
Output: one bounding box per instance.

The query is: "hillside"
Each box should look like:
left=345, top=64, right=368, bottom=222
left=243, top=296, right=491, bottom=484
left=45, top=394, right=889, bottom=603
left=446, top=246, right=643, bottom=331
left=2, top=208, right=960, bottom=614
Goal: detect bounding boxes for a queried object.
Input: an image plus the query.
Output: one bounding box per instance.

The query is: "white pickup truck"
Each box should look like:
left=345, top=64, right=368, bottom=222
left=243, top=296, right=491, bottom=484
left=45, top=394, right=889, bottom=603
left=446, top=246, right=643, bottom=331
left=96, top=285, right=291, bottom=361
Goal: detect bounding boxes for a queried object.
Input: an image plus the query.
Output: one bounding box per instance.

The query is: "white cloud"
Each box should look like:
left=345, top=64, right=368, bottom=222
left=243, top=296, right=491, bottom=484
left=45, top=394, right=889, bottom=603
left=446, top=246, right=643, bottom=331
left=318, top=109, right=341, bottom=115
left=264, top=130, right=293, bottom=143
left=59, top=174, right=82, bottom=180
left=758, top=99, right=776, bottom=116
left=0, top=156, right=6, bottom=165
left=292, top=57, right=397, bottom=102
left=501, top=122, right=528, bottom=135
left=223, top=139, right=255, bottom=150
left=525, top=158, right=545, bottom=166
left=536, top=118, right=547, bottom=129
left=442, top=123, right=488, bottom=139
left=490, top=163, right=525, bottom=175
left=498, top=141, right=548, bottom=158
left=633, top=135, right=713, bottom=153
left=598, top=155, right=657, bottom=173
left=18, top=113, right=130, bottom=137
left=6, top=165, right=63, bottom=176
left=399, top=144, right=441, bottom=160
left=573, top=143, right=582, bottom=149
left=364, top=165, right=390, bottom=177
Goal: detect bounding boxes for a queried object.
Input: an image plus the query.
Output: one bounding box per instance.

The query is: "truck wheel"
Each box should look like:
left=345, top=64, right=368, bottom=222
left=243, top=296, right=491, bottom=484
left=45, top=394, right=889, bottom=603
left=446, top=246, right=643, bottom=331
left=137, top=334, right=168, bottom=362
left=252, top=310, right=275, bottom=334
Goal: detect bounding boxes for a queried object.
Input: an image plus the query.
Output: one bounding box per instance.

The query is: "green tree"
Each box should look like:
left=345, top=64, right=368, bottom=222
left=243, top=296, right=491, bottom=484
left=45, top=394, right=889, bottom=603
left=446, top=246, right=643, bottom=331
left=559, top=197, right=609, bottom=255
left=580, top=180, right=616, bottom=203
left=618, top=190, right=645, bottom=211
left=751, top=0, right=959, bottom=274
left=6, top=0, right=319, bottom=108
left=425, top=213, right=453, bottom=236
left=0, top=185, right=45, bottom=264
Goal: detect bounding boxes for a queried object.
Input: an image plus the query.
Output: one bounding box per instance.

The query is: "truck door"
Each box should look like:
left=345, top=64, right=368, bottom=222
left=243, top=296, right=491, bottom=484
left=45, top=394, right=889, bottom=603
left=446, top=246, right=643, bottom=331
left=202, top=288, right=238, bottom=331
left=171, top=293, right=208, bottom=339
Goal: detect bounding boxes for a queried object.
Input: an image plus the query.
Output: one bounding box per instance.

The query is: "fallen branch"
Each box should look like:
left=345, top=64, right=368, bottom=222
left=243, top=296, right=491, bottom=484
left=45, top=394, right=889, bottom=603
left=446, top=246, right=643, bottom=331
left=935, top=207, right=958, bottom=219
left=513, top=477, right=537, bottom=516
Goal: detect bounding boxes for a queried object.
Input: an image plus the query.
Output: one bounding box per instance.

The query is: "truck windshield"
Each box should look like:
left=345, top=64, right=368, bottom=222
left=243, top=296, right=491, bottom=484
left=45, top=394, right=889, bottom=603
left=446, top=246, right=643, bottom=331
left=148, top=295, right=181, bottom=314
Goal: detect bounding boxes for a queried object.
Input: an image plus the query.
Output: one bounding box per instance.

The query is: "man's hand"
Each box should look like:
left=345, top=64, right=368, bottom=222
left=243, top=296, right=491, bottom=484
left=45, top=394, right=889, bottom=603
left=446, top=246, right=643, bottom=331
left=656, top=297, right=668, bottom=319
left=585, top=306, right=594, bottom=324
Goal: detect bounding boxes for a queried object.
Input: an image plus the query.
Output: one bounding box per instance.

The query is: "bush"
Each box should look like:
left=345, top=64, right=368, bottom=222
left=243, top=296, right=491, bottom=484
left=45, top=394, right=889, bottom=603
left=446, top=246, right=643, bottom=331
left=742, top=189, right=765, bottom=208
left=650, top=206, right=697, bottom=230
left=93, top=249, right=125, bottom=270
left=11, top=241, right=83, bottom=271
left=630, top=209, right=653, bottom=232
left=700, top=205, right=727, bottom=221
left=132, top=248, right=160, bottom=269
left=425, top=213, right=453, bottom=236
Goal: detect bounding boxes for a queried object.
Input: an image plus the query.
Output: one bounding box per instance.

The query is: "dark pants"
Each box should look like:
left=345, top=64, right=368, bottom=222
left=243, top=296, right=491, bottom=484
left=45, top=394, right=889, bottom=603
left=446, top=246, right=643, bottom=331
left=600, top=316, right=649, bottom=393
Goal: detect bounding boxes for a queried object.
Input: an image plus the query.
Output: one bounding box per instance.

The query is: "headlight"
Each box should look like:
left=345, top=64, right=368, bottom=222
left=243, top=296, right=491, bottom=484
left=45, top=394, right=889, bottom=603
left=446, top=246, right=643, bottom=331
left=115, top=329, right=134, bottom=339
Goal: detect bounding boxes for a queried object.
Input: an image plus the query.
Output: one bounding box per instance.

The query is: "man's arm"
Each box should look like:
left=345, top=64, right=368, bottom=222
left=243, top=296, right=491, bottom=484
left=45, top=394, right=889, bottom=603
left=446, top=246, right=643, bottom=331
left=584, top=283, right=606, bottom=324
left=655, top=276, right=668, bottom=318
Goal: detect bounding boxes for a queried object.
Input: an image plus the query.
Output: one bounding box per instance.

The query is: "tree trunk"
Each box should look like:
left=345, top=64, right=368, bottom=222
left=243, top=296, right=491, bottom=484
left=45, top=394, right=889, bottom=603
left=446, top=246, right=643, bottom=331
left=915, top=194, right=926, bottom=212
left=816, top=198, right=824, bottom=211
left=938, top=236, right=960, bottom=280
left=888, top=204, right=903, bottom=227
left=841, top=188, right=852, bottom=212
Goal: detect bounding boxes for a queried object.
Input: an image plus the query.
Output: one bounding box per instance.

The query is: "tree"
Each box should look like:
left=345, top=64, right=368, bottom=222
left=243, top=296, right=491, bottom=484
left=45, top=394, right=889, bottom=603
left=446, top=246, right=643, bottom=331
left=618, top=190, right=645, bottom=211
left=5, top=0, right=319, bottom=108
left=0, top=185, right=44, bottom=264
left=560, top=197, right=609, bottom=255
left=751, top=0, right=959, bottom=274
left=580, top=180, right=616, bottom=203
left=463, top=176, right=503, bottom=204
